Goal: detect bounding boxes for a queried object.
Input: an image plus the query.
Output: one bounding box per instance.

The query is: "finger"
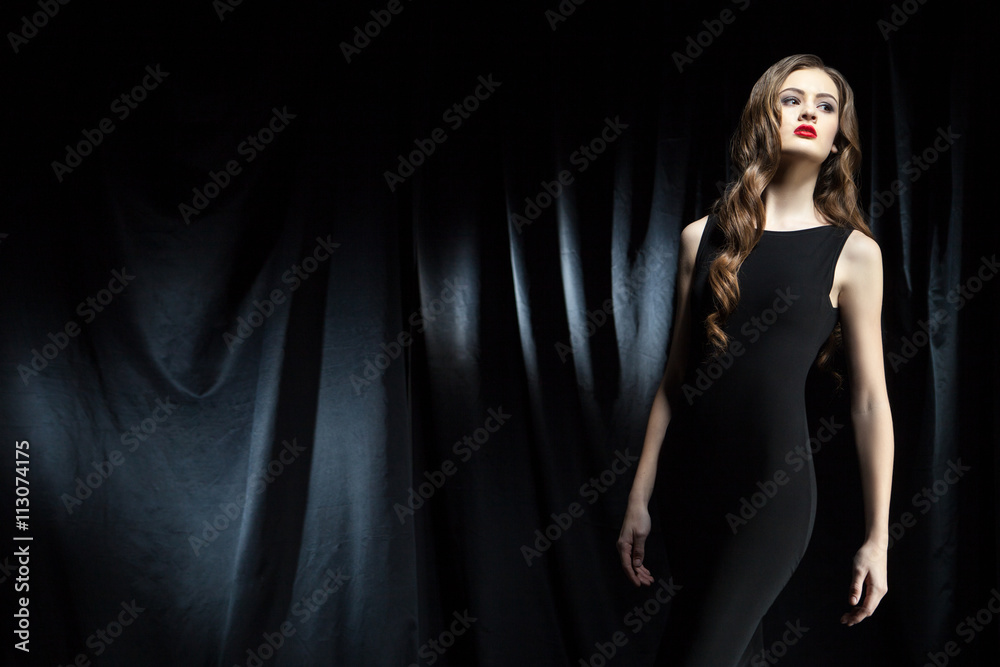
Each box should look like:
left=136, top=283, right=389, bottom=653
left=840, top=602, right=869, bottom=625
left=841, top=609, right=866, bottom=626
left=858, top=575, right=887, bottom=618
left=841, top=576, right=886, bottom=625
left=631, top=536, right=655, bottom=585
left=840, top=594, right=870, bottom=625
left=848, top=566, right=865, bottom=606
left=631, top=534, right=647, bottom=571
left=617, top=538, right=640, bottom=586
left=840, top=568, right=867, bottom=625
left=633, top=561, right=653, bottom=586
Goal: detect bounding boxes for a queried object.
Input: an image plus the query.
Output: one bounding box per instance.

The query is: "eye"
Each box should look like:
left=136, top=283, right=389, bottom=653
left=819, top=103, right=836, bottom=113
left=781, top=96, right=799, bottom=106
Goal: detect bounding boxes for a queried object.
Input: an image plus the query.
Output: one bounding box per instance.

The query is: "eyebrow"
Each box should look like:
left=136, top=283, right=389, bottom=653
left=778, top=87, right=839, bottom=105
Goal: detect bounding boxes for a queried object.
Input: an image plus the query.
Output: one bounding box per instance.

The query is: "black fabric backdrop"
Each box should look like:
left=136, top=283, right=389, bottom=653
left=1, top=1, right=997, bottom=665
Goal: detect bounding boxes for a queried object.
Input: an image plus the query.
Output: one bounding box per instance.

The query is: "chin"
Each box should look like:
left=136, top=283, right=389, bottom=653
left=779, top=148, right=827, bottom=162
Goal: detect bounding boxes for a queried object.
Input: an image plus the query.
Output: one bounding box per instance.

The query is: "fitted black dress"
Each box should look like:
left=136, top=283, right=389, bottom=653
left=654, top=213, right=853, bottom=666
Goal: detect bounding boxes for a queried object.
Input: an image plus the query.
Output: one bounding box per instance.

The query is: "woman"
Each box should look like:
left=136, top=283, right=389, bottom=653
left=616, top=54, right=893, bottom=665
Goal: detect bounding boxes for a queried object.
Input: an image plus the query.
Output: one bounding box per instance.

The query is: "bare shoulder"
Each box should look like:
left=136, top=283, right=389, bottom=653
left=840, top=229, right=883, bottom=276
left=679, top=215, right=710, bottom=268
left=681, top=215, right=710, bottom=246
left=835, top=230, right=884, bottom=309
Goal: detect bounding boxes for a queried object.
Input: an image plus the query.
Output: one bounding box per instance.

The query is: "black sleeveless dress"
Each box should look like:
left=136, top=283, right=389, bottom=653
left=654, top=213, right=852, bottom=666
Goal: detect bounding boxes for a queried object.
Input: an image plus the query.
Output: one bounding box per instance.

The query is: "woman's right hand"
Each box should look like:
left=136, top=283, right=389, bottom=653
left=617, top=501, right=654, bottom=586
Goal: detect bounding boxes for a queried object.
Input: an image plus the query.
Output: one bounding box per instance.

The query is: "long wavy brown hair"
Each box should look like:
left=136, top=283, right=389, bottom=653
left=705, top=54, right=873, bottom=387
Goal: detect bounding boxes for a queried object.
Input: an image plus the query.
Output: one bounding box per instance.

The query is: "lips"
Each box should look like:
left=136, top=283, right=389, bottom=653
left=794, top=124, right=817, bottom=138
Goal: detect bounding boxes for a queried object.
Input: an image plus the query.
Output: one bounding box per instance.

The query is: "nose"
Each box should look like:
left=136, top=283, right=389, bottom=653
left=798, top=99, right=818, bottom=120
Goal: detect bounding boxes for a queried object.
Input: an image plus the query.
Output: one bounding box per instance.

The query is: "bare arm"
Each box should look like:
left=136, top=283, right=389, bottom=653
left=835, top=231, right=894, bottom=625
left=617, top=215, right=707, bottom=586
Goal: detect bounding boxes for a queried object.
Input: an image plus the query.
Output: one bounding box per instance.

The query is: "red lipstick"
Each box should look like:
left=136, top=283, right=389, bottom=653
left=794, top=124, right=817, bottom=138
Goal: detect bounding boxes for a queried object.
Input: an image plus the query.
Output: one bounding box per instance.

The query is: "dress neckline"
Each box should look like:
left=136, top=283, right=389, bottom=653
left=761, top=225, right=835, bottom=235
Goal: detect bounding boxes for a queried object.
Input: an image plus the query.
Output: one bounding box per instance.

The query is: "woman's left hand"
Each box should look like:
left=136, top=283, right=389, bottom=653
left=841, top=540, right=888, bottom=626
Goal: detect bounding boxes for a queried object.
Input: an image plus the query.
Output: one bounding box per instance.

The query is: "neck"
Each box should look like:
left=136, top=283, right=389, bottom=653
left=762, top=160, right=825, bottom=229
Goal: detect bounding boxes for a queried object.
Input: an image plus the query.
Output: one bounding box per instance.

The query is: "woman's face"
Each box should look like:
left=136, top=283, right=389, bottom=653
left=776, top=67, right=840, bottom=162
